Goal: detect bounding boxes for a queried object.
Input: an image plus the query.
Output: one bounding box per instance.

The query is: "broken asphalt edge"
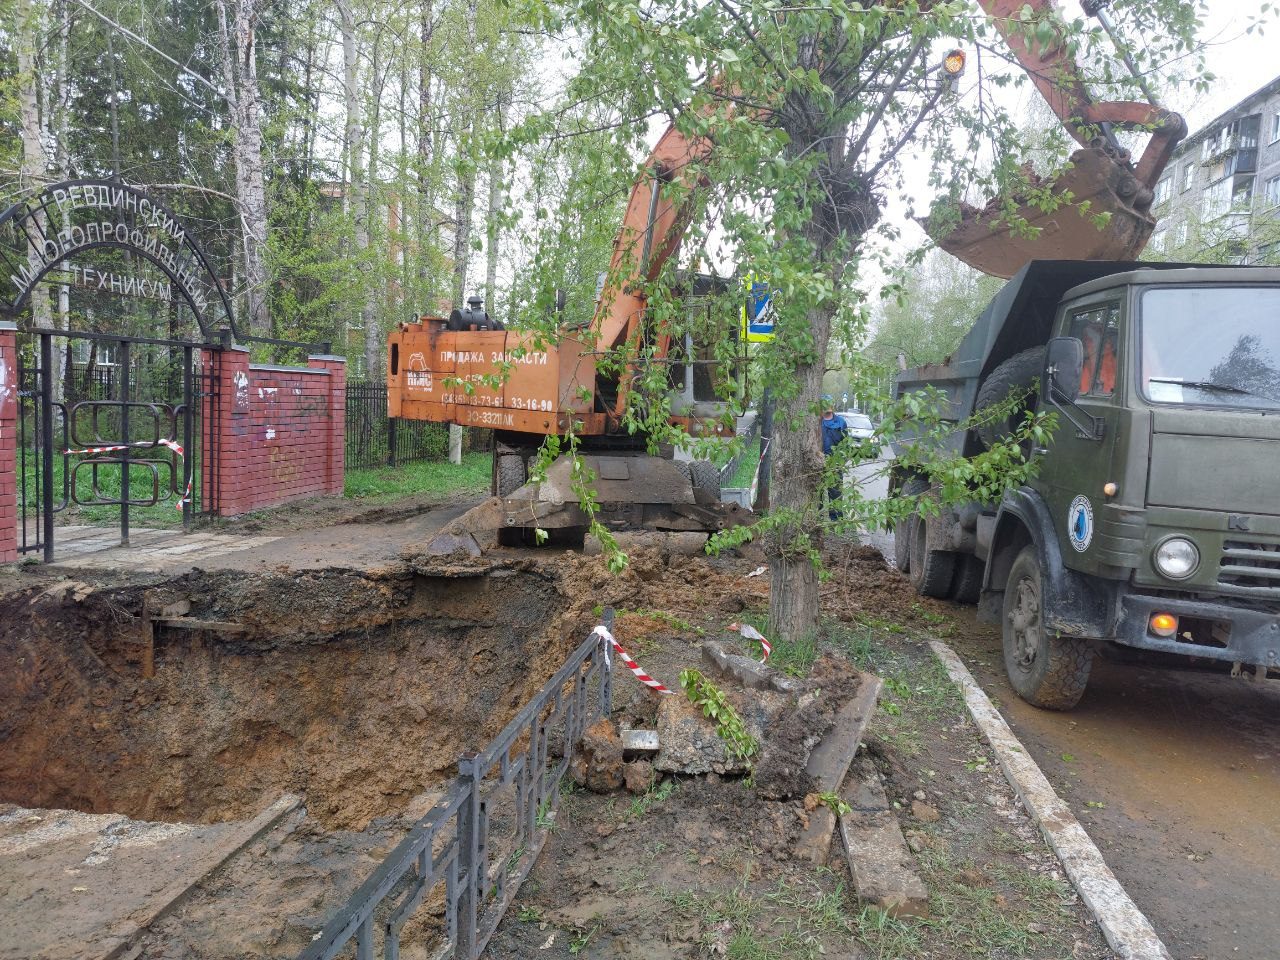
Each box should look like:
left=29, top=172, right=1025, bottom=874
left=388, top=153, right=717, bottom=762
left=928, top=641, right=1172, bottom=960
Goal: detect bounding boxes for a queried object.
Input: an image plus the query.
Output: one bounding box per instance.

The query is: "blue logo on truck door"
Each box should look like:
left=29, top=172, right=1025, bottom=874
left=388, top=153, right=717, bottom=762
left=1068, top=495, right=1093, bottom=552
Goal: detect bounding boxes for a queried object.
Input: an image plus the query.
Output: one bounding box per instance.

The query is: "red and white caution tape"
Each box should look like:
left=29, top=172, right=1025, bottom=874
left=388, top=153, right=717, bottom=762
left=727, top=622, right=772, bottom=663
left=63, top=438, right=192, bottom=512
left=592, top=625, right=674, bottom=696
left=63, top=438, right=185, bottom=457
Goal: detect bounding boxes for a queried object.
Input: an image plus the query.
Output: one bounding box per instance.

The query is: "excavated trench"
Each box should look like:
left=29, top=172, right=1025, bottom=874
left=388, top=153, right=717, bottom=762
left=0, top=560, right=586, bottom=830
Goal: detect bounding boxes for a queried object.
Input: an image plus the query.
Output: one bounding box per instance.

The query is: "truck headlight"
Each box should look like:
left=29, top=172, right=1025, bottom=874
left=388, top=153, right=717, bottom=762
left=1154, top=537, right=1199, bottom=580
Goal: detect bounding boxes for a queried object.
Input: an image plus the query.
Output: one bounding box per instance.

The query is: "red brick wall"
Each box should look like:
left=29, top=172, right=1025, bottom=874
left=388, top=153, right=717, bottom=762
left=0, top=323, right=16, bottom=563
left=202, top=348, right=346, bottom=517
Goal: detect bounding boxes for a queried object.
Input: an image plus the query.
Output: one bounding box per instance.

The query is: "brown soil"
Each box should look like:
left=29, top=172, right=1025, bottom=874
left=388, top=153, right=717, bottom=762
left=0, top=529, right=1110, bottom=959
left=0, top=559, right=586, bottom=829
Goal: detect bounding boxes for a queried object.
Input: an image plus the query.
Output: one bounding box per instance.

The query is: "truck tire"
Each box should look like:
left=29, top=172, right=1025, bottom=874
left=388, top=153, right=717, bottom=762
left=1002, top=545, right=1094, bottom=710
left=974, top=347, right=1045, bottom=449
left=690, top=459, right=721, bottom=501
left=893, top=475, right=929, bottom=573
left=950, top=554, right=984, bottom=605
left=909, top=512, right=956, bottom=599
left=496, top=453, right=527, bottom=496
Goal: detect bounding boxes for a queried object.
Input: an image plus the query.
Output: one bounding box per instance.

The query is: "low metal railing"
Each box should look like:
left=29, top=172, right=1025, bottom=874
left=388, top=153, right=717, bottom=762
left=298, top=616, right=614, bottom=960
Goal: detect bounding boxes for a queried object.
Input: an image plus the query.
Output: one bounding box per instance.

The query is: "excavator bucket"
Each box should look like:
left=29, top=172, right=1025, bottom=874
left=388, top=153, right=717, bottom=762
left=423, top=455, right=749, bottom=557
left=928, top=145, right=1158, bottom=280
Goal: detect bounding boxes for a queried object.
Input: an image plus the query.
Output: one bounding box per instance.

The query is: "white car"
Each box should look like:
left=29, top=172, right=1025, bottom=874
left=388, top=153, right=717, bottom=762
left=838, top=411, right=874, bottom=440
left=837, top=411, right=885, bottom=459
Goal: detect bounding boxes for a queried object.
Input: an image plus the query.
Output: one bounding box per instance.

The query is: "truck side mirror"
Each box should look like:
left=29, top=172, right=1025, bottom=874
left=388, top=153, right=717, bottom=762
left=1044, top=337, right=1084, bottom=405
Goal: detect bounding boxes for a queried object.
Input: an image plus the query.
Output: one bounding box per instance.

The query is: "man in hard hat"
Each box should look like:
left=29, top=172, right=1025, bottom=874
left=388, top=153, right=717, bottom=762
left=820, top=397, right=848, bottom=522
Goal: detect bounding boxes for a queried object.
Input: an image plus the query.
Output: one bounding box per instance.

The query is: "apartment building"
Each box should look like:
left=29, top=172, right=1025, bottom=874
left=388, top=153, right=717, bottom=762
left=1149, top=75, right=1280, bottom=264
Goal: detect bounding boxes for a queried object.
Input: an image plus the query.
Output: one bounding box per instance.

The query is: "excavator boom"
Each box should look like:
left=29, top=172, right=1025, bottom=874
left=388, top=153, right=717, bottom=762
left=933, top=0, right=1187, bottom=277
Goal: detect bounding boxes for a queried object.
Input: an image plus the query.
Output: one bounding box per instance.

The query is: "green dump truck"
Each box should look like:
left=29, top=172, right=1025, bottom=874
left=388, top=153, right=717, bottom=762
left=892, top=260, right=1280, bottom=709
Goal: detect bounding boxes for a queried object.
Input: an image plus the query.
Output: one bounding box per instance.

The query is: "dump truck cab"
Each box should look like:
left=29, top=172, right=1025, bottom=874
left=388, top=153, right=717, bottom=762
left=895, top=262, right=1280, bottom=708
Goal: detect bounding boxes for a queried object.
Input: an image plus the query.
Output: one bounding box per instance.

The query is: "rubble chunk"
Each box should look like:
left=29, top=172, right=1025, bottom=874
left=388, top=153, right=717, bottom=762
left=572, top=718, right=625, bottom=793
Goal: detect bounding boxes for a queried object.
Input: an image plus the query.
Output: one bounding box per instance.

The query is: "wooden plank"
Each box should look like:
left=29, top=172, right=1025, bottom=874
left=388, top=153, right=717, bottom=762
left=154, top=617, right=247, bottom=633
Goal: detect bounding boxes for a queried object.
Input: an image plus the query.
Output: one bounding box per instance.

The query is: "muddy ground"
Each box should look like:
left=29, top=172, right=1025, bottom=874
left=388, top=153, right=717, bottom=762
left=478, top=542, right=1109, bottom=960
left=1, top=528, right=1109, bottom=959
left=945, top=613, right=1280, bottom=960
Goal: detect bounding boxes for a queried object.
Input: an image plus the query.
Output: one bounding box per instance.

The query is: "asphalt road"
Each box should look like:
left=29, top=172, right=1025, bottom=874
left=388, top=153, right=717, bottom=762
left=848, top=458, right=1280, bottom=960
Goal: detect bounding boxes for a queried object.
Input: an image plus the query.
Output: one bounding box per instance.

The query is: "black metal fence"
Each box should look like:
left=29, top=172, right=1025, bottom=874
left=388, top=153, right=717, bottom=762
left=298, top=616, right=614, bottom=960
left=345, top=380, right=449, bottom=470
left=345, top=379, right=492, bottom=471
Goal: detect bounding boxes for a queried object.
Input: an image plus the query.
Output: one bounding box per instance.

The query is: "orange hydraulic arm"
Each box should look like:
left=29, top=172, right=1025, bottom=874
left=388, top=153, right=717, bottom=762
left=978, top=0, right=1185, bottom=189
left=593, top=122, right=712, bottom=419
left=933, top=0, right=1187, bottom=277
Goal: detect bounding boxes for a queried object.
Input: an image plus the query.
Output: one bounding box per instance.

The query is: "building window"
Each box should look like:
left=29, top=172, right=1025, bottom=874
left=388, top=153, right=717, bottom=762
left=1272, top=113, right=1280, bottom=144
left=1154, top=178, right=1171, bottom=205
left=1173, top=221, right=1188, bottom=248
left=1265, top=175, right=1280, bottom=207
left=1202, top=178, right=1232, bottom=220
left=1150, top=228, right=1166, bottom=252
left=1180, top=160, right=1195, bottom=192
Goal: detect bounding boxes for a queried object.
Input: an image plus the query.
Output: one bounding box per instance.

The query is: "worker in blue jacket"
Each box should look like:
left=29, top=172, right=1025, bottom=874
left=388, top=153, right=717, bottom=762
left=820, top=397, right=847, bottom=521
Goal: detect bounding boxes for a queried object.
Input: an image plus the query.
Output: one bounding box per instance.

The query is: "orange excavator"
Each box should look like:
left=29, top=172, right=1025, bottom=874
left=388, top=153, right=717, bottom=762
left=388, top=0, right=1185, bottom=554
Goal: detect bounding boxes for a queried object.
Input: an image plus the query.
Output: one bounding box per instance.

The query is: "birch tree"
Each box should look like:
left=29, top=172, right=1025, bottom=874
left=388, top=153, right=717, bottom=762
left=216, top=0, right=271, bottom=338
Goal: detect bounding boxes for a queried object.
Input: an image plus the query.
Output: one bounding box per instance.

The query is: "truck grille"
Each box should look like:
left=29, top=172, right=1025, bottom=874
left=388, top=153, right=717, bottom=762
left=1217, top=540, right=1280, bottom=600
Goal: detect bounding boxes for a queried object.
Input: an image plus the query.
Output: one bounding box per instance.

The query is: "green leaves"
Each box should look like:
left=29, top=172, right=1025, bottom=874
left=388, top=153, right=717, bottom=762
left=679, top=669, right=759, bottom=763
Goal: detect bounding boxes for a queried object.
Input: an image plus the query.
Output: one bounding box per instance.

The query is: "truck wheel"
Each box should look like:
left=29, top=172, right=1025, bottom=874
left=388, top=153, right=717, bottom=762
left=1002, top=545, right=1094, bottom=710
left=496, top=454, right=527, bottom=497
left=950, top=554, right=984, bottom=605
left=893, top=475, right=929, bottom=573
left=909, top=513, right=956, bottom=599
left=974, top=347, right=1044, bottom=449
left=690, top=459, right=721, bottom=502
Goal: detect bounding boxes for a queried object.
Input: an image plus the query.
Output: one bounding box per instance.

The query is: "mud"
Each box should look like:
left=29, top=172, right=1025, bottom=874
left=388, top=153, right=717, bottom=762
left=0, top=560, right=588, bottom=829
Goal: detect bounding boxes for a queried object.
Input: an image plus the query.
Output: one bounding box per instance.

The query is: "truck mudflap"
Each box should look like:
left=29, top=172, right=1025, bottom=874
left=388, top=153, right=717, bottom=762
left=985, top=487, right=1112, bottom=637
left=1113, top=594, right=1280, bottom=670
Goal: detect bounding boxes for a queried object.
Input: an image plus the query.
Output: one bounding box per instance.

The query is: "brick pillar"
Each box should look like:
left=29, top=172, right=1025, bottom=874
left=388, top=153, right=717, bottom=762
left=308, top=354, right=347, bottom=496
left=0, top=322, right=18, bottom=564
left=204, top=346, right=253, bottom=517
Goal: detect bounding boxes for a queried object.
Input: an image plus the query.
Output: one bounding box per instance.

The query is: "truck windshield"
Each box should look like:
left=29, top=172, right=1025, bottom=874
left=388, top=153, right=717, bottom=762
left=1140, top=286, right=1280, bottom=410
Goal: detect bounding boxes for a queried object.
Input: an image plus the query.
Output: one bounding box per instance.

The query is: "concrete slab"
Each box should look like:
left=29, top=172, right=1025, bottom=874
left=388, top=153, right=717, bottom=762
left=0, top=796, right=300, bottom=960
left=25, top=501, right=471, bottom=578
left=837, top=756, right=930, bottom=918
left=795, top=672, right=883, bottom=863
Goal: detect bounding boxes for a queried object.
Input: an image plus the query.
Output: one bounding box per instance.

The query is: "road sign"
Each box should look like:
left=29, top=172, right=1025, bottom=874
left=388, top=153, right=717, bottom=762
left=742, top=280, right=775, bottom=342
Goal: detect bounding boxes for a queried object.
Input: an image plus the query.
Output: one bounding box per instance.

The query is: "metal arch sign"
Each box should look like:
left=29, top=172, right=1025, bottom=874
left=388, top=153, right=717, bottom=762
left=0, top=179, right=236, bottom=338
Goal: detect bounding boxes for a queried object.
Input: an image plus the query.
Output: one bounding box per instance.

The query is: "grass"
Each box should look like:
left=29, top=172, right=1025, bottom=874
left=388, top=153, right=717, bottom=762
left=727, top=437, right=762, bottom=489
left=343, top=450, right=490, bottom=502
left=17, top=448, right=197, bottom=529
left=623, top=778, right=677, bottom=820
left=735, top=611, right=819, bottom=676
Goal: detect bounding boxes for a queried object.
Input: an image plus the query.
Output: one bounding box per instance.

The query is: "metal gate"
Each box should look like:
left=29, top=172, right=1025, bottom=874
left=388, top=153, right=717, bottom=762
left=17, top=328, right=218, bottom=562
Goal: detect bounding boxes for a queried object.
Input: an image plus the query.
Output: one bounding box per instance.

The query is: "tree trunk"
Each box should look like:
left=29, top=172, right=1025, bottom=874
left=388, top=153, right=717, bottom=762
left=764, top=101, right=851, bottom=643
left=449, top=424, right=463, bottom=465
left=16, top=0, right=52, bottom=332
left=484, top=90, right=507, bottom=313
left=217, top=0, right=271, bottom=340
left=417, top=0, right=436, bottom=287
left=451, top=0, right=479, bottom=307
left=361, top=31, right=384, bottom=377
left=338, top=0, right=371, bottom=374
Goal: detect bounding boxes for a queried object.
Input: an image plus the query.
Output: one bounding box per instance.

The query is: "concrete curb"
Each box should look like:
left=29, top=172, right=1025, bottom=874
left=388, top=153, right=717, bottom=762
left=929, top=641, right=1171, bottom=960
